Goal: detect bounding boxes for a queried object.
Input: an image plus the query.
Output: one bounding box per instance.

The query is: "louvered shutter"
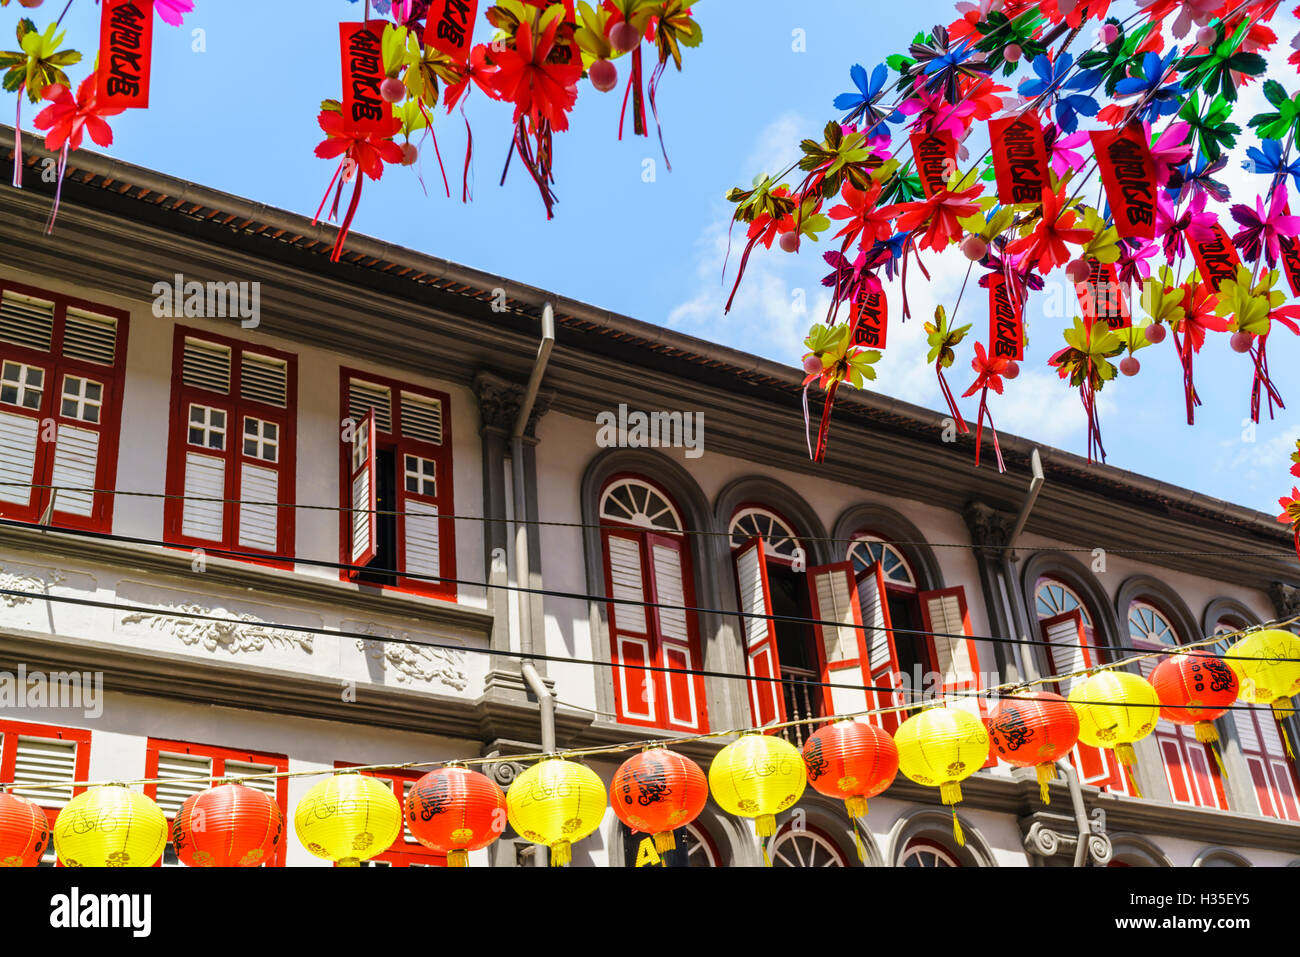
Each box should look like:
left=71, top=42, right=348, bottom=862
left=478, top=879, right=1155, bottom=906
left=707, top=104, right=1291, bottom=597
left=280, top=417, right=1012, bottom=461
left=152, top=752, right=213, bottom=818
left=1041, top=612, right=1125, bottom=791
left=238, top=464, right=279, bottom=552
left=0, top=411, right=40, bottom=512
left=49, top=423, right=99, bottom=517
left=605, top=530, right=655, bottom=723
left=919, top=586, right=995, bottom=767
left=0, top=292, right=54, bottom=520
left=1237, top=706, right=1300, bottom=821
left=181, top=451, right=226, bottom=540
left=13, top=736, right=79, bottom=810
left=855, top=563, right=901, bottom=731
left=403, top=500, right=441, bottom=581
left=348, top=409, right=377, bottom=573
left=646, top=533, right=703, bottom=730
left=807, top=563, right=870, bottom=718
left=733, top=537, right=784, bottom=727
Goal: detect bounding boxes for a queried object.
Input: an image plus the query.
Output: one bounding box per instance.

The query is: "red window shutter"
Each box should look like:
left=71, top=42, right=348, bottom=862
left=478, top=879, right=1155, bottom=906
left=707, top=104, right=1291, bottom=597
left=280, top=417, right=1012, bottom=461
left=604, top=529, right=656, bottom=725
left=733, top=536, right=784, bottom=727
left=919, top=586, right=995, bottom=767
left=1040, top=611, right=1126, bottom=792
left=644, top=532, right=707, bottom=731
left=855, top=562, right=901, bottom=732
left=807, top=562, right=870, bottom=720
left=347, top=408, right=378, bottom=574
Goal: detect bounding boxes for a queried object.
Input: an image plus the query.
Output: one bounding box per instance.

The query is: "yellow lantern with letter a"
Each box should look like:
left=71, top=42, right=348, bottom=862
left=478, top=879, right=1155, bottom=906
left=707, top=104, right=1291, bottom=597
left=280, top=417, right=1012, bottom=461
left=1225, top=629, right=1300, bottom=758
left=294, top=772, right=402, bottom=866
left=53, top=785, right=168, bottom=868
left=1068, top=670, right=1160, bottom=796
left=895, top=707, right=989, bottom=846
left=708, top=733, right=805, bottom=864
left=506, top=757, right=607, bottom=867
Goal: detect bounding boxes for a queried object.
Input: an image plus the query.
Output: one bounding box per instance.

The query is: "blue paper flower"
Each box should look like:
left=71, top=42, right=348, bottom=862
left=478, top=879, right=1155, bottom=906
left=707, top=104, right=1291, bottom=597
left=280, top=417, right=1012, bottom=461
left=1114, top=49, right=1185, bottom=125
left=1245, top=139, right=1300, bottom=192
left=1018, top=53, right=1101, bottom=134
left=833, top=63, right=898, bottom=139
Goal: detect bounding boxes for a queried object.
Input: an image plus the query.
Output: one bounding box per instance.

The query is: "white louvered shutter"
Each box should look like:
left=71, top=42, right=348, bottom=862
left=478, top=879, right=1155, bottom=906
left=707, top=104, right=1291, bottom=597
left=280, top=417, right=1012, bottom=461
left=348, top=408, right=377, bottom=571
left=13, top=736, right=78, bottom=810
left=0, top=292, right=54, bottom=516
left=920, top=587, right=981, bottom=710
left=606, top=531, right=654, bottom=722
left=153, top=752, right=213, bottom=818
left=181, top=452, right=226, bottom=540
left=648, top=534, right=699, bottom=729
left=238, top=464, right=279, bottom=551
left=808, top=563, right=869, bottom=716
left=403, top=500, right=441, bottom=580
left=733, top=536, right=783, bottom=726
left=0, top=291, right=55, bottom=351
left=49, top=423, right=99, bottom=517
left=0, top=411, right=39, bottom=508
left=856, top=563, right=901, bottom=729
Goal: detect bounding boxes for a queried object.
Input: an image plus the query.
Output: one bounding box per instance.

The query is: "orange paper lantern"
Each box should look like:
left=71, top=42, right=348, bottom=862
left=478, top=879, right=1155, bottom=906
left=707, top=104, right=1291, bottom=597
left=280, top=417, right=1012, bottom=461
left=988, top=692, right=1080, bottom=803
left=0, top=792, right=50, bottom=867
left=610, top=748, right=708, bottom=854
left=802, top=720, right=898, bottom=818
left=172, top=784, right=285, bottom=867
left=405, top=766, right=507, bottom=867
left=1151, top=652, right=1239, bottom=742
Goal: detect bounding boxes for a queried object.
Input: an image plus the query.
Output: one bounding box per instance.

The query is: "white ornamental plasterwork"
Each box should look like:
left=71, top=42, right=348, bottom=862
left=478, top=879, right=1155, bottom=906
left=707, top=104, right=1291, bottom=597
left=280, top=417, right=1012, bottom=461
left=0, top=565, right=67, bottom=607
left=350, top=621, right=467, bottom=690
left=121, top=604, right=313, bottom=655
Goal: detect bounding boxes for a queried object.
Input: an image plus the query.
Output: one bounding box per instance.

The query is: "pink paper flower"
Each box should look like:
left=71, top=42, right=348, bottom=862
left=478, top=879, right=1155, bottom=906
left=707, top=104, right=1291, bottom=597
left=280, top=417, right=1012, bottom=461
left=155, top=0, right=195, bottom=27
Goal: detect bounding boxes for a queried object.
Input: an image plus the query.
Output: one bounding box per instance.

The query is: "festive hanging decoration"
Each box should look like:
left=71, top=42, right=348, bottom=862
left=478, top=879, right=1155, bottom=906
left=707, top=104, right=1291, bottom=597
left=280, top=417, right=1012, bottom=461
left=719, top=0, right=1300, bottom=467
left=52, top=785, right=167, bottom=868
left=802, top=720, right=898, bottom=863
left=1068, top=671, right=1160, bottom=797
left=0, top=791, right=49, bottom=867
left=1150, top=651, right=1240, bottom=761
left=610, top=747, right=708, bottom=855
left=708, top=733, right=806, bottom=865
left=506, top=756, right=607, bottom=867
left=404, top=765, right=507, bottom=867
left=294, top=772, right=402, bottom=866
left=171, top=783, right=285, bottom=867
left=1224, top=628, right=1300, bottom=759
left=894, top=706, right=989, bottom=846
left=987, top=691, right=1080, bottom=804
left=1280, top=438, right=1300, bottom=563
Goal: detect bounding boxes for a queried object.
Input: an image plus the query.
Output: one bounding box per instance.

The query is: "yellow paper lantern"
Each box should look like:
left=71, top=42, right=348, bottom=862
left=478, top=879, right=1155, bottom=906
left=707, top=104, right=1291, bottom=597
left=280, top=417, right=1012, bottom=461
left=895, top=707, right=989, bottom=846
left=1225, top=629, right=1300, bottom=758
left=1068, top=670, right=1160, bottom=796
left=294, top=772, right=402, bottom=866
left=708, top=733, right=806, bottom=863
left=53, top=785, right=167, bottom=868
left=506, top=757, right=607, bottom=867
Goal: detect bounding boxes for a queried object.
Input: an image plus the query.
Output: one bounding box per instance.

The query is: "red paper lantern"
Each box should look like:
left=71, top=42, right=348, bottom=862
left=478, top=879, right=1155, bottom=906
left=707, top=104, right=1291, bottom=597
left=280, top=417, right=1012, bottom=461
left=172, top=784, right=284, bottom=867
left=988, top=691, right=1080, bottom=803
left=405, top=766, right=507, bottom=867
left=802, top=720, right=899, bottom=819
left=1151, top=652, right=1240, bottom=744
left=611, top=748, right=708, bottom=854
left=0, top=791, right=50, bottom=867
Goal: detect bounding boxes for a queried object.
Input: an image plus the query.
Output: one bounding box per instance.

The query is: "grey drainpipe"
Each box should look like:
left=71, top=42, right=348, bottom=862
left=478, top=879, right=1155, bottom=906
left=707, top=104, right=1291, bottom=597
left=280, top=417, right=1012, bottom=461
left=513, top=304, right=556, bottom=759
left=1002, top=449, right=1045, bottom=682
left=1055, top=759, right=1094, bottom=868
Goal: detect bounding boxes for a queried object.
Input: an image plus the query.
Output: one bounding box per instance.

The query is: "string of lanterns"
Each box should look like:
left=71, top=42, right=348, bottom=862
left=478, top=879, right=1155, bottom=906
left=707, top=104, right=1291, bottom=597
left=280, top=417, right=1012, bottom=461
left=0, top=627, right=1297, bottom=867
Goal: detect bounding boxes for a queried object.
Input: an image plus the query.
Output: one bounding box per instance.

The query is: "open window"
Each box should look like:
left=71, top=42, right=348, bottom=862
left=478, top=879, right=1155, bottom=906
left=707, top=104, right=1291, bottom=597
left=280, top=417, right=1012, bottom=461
left=340, top=372, right=455, bottom=600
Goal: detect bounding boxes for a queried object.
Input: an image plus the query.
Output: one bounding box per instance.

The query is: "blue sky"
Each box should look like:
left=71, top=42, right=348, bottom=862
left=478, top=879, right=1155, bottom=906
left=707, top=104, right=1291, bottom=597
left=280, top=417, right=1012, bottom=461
left=7, top=0, right=1300, bottom=517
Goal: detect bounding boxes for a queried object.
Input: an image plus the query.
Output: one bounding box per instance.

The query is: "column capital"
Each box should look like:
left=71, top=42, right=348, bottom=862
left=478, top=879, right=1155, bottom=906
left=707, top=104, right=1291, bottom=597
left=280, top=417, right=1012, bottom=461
left=962, top=500, right=1016, bottom=558
left=473, top=369, right=553, bottom=440
left=1268, top=581, right=1300, bottom=622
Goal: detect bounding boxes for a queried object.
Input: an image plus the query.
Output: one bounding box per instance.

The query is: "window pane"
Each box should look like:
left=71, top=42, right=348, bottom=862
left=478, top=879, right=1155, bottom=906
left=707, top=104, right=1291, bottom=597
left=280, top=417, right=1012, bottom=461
left=22, top=390, right=40, bottom=410
left=0, top=385, right=16, bottom=405
left=244, top=438, right=258, bottom=457
left=85, top=381, right=102, bottom=402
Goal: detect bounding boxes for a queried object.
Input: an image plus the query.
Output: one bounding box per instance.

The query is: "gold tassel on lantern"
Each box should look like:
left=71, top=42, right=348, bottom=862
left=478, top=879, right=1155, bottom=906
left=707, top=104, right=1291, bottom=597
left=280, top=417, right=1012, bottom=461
left=550, top=840, right=571, bottom=868
left=1273, top=701, right=1296, bottom=760
left=845, top=795, right=869, bottom=819
left=1116, top=743, right=1143, bottom=799
left=756, top=813, right=776, bottom=868
left=939, top=782, right=964, bottom=847
left=447, top=849, right=469, bottom=868
left=1195, top=722, right=1229, bottom=782
left=338, top=857, right=361, bottom=867
left=653, top=831, right=676, bottom=854
left=1036, top=764, right=1055, bottom=805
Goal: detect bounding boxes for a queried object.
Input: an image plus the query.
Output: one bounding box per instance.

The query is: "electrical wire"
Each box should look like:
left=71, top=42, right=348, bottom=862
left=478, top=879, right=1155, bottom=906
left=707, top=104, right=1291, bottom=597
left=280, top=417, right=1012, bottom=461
left=4, top=480, right=1295, bottom=559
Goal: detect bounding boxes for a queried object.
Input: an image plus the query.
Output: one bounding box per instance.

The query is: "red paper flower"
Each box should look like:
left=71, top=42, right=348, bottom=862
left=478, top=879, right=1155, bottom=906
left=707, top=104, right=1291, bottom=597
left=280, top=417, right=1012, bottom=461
left=828, top=181, right=894, bottom=250
left=490, top=17, right=582, bottom=131
left=894, top=183, right=983, bottom=253
left=33, top=74, right=123, bottom=152
left=962, top=340, right=1011, bottom=398
left=1279, top=488, right=1300, bottom=526
left=444, top=44, right=501, bottom=112
left=1006, top=186, right=1094, bottom=274
left=314, top=111, right=404, bottom=179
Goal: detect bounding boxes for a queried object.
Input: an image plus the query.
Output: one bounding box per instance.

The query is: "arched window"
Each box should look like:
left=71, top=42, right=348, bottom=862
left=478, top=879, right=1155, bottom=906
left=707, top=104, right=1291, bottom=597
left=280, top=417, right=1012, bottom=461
left=1127, top=599, right=1226, bottom=810
left=847, top=535, right=916, bottom=587
left=682, top=822, right=722, bottom=867
left=730, top=507, right=802, bottom=561
left=1033, top=576, right=1128, bottom=793
left=768, top=822, right=850, bottom=867
left=599, top=477, right=707, bottom=732
left=1214, top=619, right=1299, bottom=821
left=899, top=837, right=961, bottom=868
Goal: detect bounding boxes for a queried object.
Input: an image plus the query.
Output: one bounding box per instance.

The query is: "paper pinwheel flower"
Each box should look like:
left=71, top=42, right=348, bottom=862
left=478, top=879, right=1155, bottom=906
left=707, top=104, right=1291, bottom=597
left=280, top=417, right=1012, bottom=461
left=1215, top=266, right=1287, bottom=334
left=1155, top=190, right=1215, bottom=260
left=155, top=0, right=195, bottom=26
left=803, top=323, right=882, bottom=392
left=1149, top=121, right=1193, bottom=186
left=1172, top=155, right=1231, bottom=204
left=1050, top=316, right=1124, bottom=389
left=1179, top=19, right=1267, bottom=103
left=962, top=340, right=1011, bottom=399
left=491, top=15, right=583, bottom=131
left=1138, top=266, right=1187, bottom=330
left=1017, top=52, right=1101, bottom=133
left=1044, top=125, right=1090, bottom=178
left=1250, top=81, right=1300, bottom=142
left=0, top=19, right=81, bottom=102
left=910, top=27, right=989, bottom=103
left=797, top=121, right=877, bottom=199
left=1245, top=139, right=1300, bottom=192
left=1077, top=206, right=1122, bottom=264
left=1178, top=91, right=1238, bottom=162
left=33, top=73, right=122, bottom=152
left=1114, top=48, right=1185, bottom=124
left=1230, top=189, right=1300, bottom=267
left=833, top=63, right=897, bottom=138
left=1078, top=19, right=1155, bottom=96
left=896, top=76, right=976, bottom=138
left=895, top=183, right=984, bottom=253
left=828, top=181, right=895, bottom=250
left=1114, top=237, right=1160, bottom=285
left=1279, top=488, right=1300, bottom=526
left=971, top=8, right=1050, bottom=76
left=1006, top=185, right=1094, bottom=274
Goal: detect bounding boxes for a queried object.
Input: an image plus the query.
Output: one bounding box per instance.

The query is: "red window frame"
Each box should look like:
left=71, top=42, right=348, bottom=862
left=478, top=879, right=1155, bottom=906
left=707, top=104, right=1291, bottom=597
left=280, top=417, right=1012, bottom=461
left=600, top=475, right=709, bottom=732
left=0, top=279, right=129, bottom=533
left=337, top=370, right=456, bottom=600
left=0, top=718, right=92, bottom=866
left=334, top=762, right=447, bottom=866
left=143, top=737, right=290, bottom=867
left=163, top=326, right=297, bottom=567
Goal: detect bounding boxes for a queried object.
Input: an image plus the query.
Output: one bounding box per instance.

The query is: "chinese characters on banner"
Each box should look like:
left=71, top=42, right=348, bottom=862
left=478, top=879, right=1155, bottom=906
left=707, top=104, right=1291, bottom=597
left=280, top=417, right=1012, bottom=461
left=97, top=0, right=154, bottom=110
left=340, top=21, right=390, bottom=135
left=425, top=0, right=480, bottom=62
left=987, top=273, right=1023, bottom=361
left=1091, top=126, right=1157, bottom=241
left=989, top=111, right=1049, bottom=206
left=850, top=287, right=888, bottom=350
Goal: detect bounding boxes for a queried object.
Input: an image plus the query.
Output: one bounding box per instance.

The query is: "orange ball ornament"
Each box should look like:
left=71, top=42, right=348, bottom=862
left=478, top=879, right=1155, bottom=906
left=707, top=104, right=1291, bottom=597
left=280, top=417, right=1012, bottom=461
left=404, top=767, right=507, bottom=867
left=611, top=748, right=708, bottom=855
left=172, top=784, right=285, bottom=867
left=988, top=692, right=1080, bottom=803
left=802, top=721, right=898, bottom=819
left=1151, top=652, right=1239, bottom=743
left=0, top=792, right=50, bottom=867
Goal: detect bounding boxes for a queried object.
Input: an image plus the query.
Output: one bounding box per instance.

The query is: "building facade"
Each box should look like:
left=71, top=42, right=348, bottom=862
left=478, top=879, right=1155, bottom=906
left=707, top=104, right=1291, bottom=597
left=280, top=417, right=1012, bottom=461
left=2, top=129, right=1299, bottom=867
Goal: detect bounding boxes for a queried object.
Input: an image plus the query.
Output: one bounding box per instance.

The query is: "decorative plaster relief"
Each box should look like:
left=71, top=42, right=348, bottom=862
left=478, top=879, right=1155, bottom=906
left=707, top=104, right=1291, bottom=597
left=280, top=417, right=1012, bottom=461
left=115, top=580, right=318, bottom=655
left=346, top=620, right=468, bottom=691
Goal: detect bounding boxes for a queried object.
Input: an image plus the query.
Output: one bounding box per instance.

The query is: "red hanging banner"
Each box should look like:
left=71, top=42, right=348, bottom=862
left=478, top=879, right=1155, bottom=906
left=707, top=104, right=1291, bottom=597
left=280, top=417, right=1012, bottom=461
left=850, top=288, right=888, bottom=350
left=910, top=129, right=957, bottom=199
left=97, top=0, right=154, bottom=110
left=987, top=273, right=1023, bottom=361
left=1188, top=224, right=1243, bottom=293
left=1076, top=259, right=1130, bottom=330
left=340, top=22, right=390, bottom=135
left=989, top=110, right=1050, bottom=206
left=1090, top=127, right=1157, bottom=240
left=425, top=0, right=480, bottom=62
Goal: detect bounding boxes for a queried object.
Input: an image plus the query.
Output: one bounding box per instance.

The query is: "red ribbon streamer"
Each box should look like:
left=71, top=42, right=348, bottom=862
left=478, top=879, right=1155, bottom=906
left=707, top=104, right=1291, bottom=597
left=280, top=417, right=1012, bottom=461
left=812, top=379, right=842, bottom=464
left=618, top=46, right=647, bottom=140
left=12, top=88, right=23, bottom=189
left=1249, top=333, right=1286, bottom=424
left=646, top=59, right=672, bottom=172
left=42, top=143, right=70, bottom=235
left=973, top=386, right=1005, bottom=473
left=936, top=362, right=970, bottom=435
left=1170, top=327, right=1201, bottom=426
